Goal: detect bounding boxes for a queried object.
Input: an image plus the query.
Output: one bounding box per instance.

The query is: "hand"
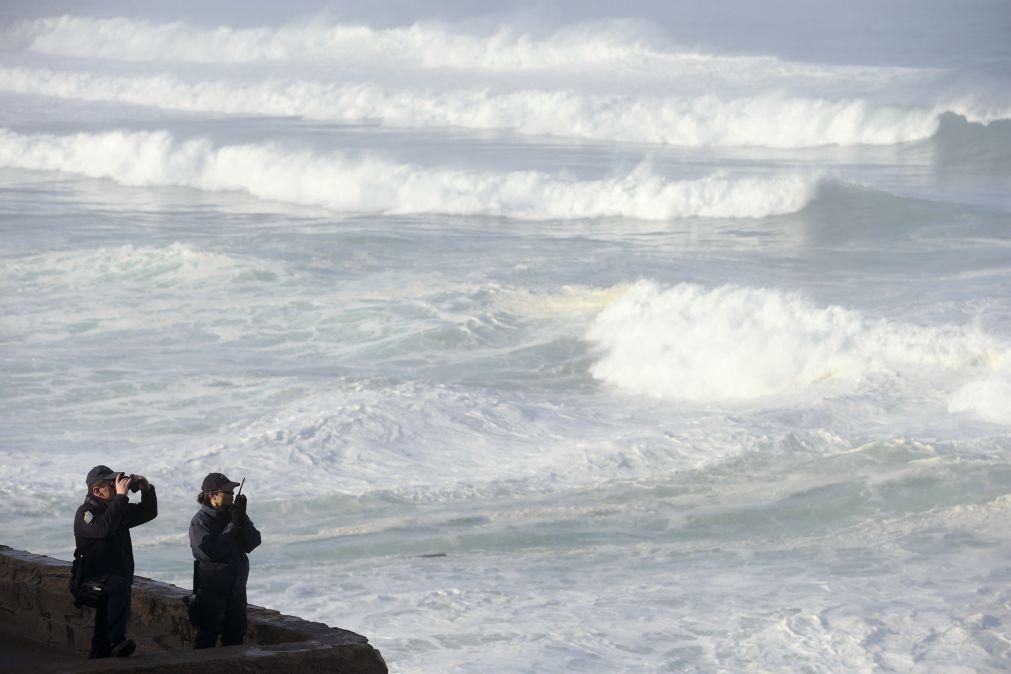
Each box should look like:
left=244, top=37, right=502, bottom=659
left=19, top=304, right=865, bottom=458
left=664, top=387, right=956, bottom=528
left=132, top=475, right=151, bottom=492
left=233, top=494, right=247, bottom=517
left=114, top=473, right=132, bottom=495
left=230, top=501, right=243, bottom=525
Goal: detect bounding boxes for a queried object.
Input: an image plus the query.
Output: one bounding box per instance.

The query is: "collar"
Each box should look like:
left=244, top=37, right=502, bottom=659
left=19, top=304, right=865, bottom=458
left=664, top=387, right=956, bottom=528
left=85, top=494, right=109, bottom=510
left=200, top=503, right=229, bottom=520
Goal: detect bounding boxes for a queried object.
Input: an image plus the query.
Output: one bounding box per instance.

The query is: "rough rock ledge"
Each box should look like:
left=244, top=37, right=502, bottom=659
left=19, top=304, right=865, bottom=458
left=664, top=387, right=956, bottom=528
left=0, top=545, right=388, bottom=673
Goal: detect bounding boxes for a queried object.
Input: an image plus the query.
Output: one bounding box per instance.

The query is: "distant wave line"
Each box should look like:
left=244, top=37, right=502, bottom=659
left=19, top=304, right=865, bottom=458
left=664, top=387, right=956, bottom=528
left=0, top=66, right=962, bottom=148
left=11, top=14, right=924, bottom=84
left=0, top=127, right=818, bottom=220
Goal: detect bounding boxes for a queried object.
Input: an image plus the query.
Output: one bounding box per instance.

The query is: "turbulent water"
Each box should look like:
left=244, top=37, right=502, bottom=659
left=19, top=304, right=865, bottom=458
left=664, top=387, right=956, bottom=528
left=2, top=1, right=1011, bottom=671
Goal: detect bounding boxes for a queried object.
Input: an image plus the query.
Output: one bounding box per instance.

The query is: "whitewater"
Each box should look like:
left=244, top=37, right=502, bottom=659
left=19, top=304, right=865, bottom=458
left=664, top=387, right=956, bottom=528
left=2, top=1, right=1011, bottom=672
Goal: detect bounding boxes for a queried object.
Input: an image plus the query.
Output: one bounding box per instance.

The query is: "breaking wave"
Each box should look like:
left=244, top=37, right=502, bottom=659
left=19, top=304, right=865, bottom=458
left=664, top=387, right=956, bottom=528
left=586, top=281, right=1010, bottom=405
left=14, top=15, right=659, bottom=69
left=0, top=66, right=952, bottom=147
left=11, top=15, right=918, bottom=85
left=0, top=128, right=817, bottom=219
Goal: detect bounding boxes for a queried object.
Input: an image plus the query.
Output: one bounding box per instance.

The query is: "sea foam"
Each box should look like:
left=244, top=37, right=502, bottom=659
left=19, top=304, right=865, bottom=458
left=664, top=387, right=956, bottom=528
left=1, top=243, right=239, bottom=287
left=949, top=363, right=1011, bottom=425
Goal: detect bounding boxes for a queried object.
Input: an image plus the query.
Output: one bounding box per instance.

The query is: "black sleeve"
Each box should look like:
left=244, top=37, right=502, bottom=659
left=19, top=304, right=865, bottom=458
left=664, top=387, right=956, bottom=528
left=74, top=495, right=129, bottom=540
left=239, top=515, right=262, bottom=554
left=127, top=485, right=158, bottom=528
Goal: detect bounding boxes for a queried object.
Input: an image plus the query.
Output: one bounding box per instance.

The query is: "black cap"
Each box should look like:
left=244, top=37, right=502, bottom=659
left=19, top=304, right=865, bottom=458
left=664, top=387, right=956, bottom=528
left=201, top=473, right=240, bottom=493
left=86, top=465, right=120, bottom=487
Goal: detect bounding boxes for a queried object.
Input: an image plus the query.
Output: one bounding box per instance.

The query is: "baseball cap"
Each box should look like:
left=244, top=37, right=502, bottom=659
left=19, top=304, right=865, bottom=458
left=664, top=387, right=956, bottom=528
left=201, top=473, right=240, bottom=493
left=86, top=465, right=121, bottom=487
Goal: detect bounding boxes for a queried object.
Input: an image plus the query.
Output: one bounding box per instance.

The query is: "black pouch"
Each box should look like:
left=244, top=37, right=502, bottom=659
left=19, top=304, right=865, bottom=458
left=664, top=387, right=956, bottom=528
left=73, top=574, right=109, bottom=608
left=69, top=550, right=101, bottom=608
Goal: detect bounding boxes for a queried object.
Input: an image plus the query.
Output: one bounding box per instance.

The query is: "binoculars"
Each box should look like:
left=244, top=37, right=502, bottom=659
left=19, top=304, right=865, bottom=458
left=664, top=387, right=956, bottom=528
left=118, top=473, right=141, bottom=493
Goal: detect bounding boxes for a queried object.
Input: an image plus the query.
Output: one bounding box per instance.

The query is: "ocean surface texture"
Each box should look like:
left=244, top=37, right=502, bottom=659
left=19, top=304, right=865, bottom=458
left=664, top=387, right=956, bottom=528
left=2, top=1, right=1010, bottom=671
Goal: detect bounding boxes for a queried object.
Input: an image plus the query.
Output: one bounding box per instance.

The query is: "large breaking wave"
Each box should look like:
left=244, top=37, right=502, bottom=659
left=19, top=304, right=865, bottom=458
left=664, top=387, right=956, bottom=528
left=586, top=281, right=1011, bottom=416
left=0, top=128, right=816, bottom=219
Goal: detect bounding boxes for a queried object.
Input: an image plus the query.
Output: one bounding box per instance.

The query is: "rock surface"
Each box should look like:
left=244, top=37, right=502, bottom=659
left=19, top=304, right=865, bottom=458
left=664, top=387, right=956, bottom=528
left=0, top=545, right=388, bottom=673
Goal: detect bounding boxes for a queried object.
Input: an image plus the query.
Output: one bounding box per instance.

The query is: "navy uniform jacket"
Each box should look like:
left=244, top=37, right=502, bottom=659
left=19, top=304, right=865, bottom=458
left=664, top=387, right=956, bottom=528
left=189, top=503, right=261, bottom=595
left=73, top=487, right=158, bottom=579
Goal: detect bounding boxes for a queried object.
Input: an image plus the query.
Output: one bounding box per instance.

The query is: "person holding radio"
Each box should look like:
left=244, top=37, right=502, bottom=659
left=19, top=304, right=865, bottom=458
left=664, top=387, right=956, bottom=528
left=188, top=472, right=261, bottom=649
left=71, top=465, right=158, bottom=659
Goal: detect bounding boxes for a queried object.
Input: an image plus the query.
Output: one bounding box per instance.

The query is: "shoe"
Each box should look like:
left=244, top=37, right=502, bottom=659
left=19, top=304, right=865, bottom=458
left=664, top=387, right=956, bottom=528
left=110, top=639, right=136, bottom=657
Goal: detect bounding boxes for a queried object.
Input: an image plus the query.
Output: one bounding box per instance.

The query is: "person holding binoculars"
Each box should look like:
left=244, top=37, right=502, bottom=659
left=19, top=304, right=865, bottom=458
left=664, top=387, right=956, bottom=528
left=71, top=465, right=158, bottom=659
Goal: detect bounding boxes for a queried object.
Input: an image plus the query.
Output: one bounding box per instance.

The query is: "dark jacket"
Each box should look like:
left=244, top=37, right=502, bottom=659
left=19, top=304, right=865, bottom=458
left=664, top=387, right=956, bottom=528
left=189, top=503, right=261, bottom=595
left=73, top=487, right=158, bottom=579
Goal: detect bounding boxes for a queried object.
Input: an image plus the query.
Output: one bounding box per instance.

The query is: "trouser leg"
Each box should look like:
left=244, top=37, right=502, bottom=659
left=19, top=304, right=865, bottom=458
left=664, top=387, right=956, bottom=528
left=194, top=626, right=219, bottom=649
left=220, top=590, right=248, bottom=646
left=193, top=590, right=225, bottom=649
left=89, top=601, right=110, bottom=659
left=102, top=575, right=132, bottom=647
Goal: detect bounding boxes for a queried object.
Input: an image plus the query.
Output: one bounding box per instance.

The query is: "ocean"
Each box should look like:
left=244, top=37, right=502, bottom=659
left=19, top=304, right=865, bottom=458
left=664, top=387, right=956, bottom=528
left=1, top=1, right=1010, bottom=671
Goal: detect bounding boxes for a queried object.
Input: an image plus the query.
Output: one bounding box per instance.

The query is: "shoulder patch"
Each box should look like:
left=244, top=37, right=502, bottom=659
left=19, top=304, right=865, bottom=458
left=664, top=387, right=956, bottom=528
left=83, top=511, right=93, bottom=524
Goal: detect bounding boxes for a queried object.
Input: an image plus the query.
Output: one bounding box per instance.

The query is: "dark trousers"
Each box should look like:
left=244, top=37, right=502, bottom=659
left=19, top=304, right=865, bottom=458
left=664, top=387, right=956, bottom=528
left=193, top=589, right=247, bottom=649
left=89, top=574, right=131, bottom=659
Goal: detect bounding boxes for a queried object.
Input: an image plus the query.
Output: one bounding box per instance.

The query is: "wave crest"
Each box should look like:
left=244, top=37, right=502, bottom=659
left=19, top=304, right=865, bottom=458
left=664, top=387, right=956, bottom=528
left=13, top=15, right=919, bottom=86
left=0, top=66, right=947, bottom=147
left=0, top=128, right=816, bottom=220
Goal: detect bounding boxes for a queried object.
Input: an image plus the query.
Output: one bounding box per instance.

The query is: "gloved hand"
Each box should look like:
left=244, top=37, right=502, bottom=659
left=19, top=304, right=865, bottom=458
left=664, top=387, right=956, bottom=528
left=230, top=494, right=247, bottom=524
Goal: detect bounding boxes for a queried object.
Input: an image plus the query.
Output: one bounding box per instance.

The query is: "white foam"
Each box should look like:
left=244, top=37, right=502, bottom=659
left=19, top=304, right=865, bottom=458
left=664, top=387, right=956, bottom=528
left=0, top=128, right=817, bottom=220
left=131, top=381, right=596, bottom=502
left=586, top=281, right=1009, bottom=403
left=0, top=244, right=284, bottom=340
left=948, top=362, right=1011, bottom=425
left=1, top=243, right=238, bottom=287
left=0, top=66, right=948, bottom=147
left=492, top=284, right=634, bottom=319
